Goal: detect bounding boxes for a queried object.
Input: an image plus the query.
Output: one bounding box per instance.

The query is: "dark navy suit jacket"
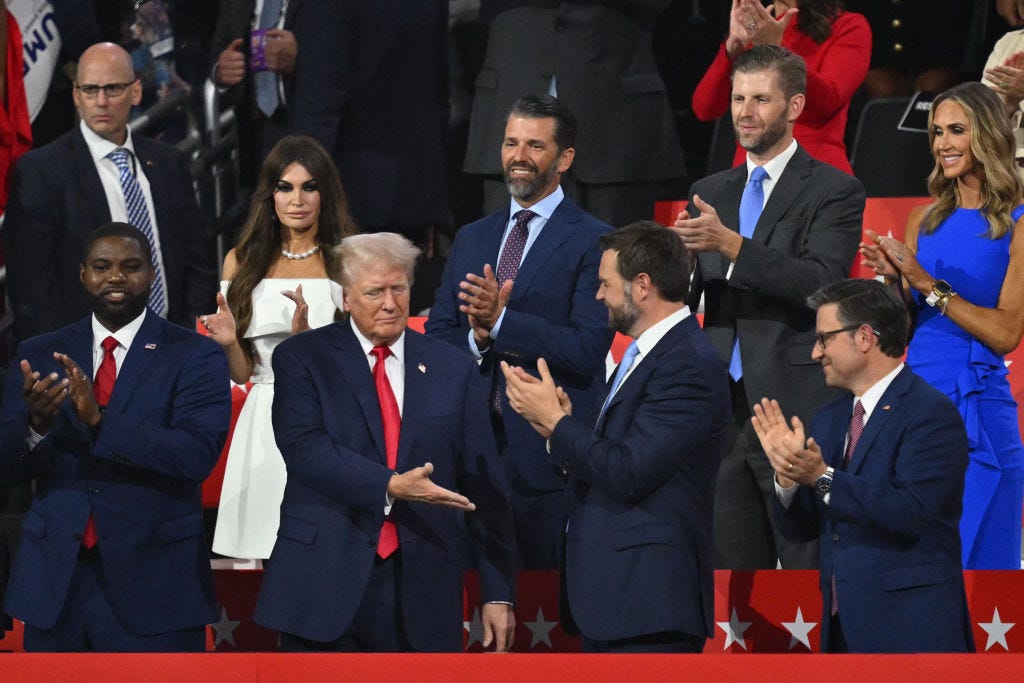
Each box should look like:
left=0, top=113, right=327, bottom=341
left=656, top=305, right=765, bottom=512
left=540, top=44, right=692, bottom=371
left=549, top=314, right=730, bottom=641
left=2, top=128, right=218, bottom=341
left=425, top=196, right=614, bottom=493
left=775, top=366, right=975, bottom=652
left=254, top=323, right=516, bottom=650
left=0, top=312, right=231, bottom=635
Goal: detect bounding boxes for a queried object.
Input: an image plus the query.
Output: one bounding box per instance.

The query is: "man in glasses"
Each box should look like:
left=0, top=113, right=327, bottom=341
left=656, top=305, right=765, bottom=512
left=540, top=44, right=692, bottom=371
left=3, top=41, right=217, bottom=343
left=751, top=278, right=973, bottom=653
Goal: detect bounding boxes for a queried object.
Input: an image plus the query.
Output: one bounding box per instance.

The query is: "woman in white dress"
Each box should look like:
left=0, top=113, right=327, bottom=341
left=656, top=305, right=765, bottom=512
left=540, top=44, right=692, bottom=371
left=202, top=136, right=359, bottom=559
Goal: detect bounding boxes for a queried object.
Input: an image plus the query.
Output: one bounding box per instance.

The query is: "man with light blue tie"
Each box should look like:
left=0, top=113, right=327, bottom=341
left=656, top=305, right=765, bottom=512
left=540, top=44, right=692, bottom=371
left=426, top=95, right=613, bottom=569
left=501, top=222, right=730, bottom=652
left=4, top=42, right=217, bottom=342
left=672, top=45, right=865, bottom=570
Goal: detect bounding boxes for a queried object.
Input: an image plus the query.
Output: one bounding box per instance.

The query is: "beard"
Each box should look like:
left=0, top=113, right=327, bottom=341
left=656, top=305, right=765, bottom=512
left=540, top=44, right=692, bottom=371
left=88, top=286, right=151, bottom=329
left=607, top=284, right=641, bottom=336
left=735, top=112, right=789, bottom=157
left=504, top=159, right=558, bottom=202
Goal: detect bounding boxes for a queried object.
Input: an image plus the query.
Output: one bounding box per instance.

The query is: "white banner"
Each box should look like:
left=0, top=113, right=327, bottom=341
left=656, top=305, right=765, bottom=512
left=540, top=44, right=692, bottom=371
left=6, top=0, right=60, bottom=121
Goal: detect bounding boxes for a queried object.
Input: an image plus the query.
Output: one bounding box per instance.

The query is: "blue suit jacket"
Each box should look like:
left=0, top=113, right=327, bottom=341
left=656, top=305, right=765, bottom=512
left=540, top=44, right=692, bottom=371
left=425, top=196, right=614, bottom=491
left=775, top=366, right=974, bottom=653
left=549, top=315, right=730, bottom=641
left=253, top=323, right=516, bottom=650
left=0, top=312, right=231, bottom=635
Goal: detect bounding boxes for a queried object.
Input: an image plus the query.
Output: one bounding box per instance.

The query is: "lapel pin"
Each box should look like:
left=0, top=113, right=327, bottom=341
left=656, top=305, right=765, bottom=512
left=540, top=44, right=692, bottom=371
left=418, top=363, right=426, bottom=374
left=145, top=343, right=157, bottom=350
left=882, top=405, right=891, bottom=410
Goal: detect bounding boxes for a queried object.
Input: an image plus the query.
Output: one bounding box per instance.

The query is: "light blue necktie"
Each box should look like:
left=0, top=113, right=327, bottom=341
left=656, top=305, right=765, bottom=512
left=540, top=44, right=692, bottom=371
left=255, top=0, right=283, bottom=117
left=728, top=166, right=768, bottom=382
left=107, top=148, right=167, bottom=317
left=598, top=341, right=639, bottom=423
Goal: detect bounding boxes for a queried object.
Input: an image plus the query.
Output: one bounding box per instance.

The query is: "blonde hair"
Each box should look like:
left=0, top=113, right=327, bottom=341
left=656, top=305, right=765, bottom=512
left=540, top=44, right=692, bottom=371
left=922, top=82, right=1023, bottom=239
left=333, top=233, right=421, bottom=287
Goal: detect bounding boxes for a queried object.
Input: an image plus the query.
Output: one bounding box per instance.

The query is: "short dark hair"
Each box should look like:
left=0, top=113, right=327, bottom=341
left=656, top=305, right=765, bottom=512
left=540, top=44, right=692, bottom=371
left=507, top=94, right=578, bottom=152
left=599, top=221, right=691, bottom=302
left=82, top=222, right=153, bottom=266
left=807, top=279, right=909, bottom=358
left=732, top=45, right=807, bottom=100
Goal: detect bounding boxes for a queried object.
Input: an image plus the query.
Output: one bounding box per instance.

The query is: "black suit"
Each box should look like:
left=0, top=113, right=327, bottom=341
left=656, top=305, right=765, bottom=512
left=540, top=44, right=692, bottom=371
left=2, top=127, right=217, bottom=342
left=288, top=0, right=450, bottom=233
left=687, top=144, right=865, bottom=569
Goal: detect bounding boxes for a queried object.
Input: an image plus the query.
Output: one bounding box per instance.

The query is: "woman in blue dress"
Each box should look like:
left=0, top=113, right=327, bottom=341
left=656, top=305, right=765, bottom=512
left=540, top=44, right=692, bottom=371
left=862, top=82, right=1024, bottom=569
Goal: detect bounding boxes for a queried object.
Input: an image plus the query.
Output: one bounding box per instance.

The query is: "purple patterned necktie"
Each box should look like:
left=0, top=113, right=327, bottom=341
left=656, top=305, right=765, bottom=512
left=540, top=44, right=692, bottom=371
left=832, top=399, right=865, bottom=616
left=491, top=209, right=535, bottom=414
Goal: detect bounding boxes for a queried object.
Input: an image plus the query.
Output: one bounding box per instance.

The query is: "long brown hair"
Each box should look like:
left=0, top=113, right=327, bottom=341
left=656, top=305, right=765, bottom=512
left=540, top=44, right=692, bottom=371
left=797, top=0, right=843, bottom=44
left=922, top=82, right=1023, bottom=239
left=228, top=135, right=358, bottom=366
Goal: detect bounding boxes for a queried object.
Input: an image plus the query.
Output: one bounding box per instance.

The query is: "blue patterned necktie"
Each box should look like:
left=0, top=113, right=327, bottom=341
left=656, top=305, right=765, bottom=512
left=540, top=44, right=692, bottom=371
left=255, top=0, right=283, bottom=117
left=597, top=341, right=639, bottom=424
left=107, top=147, right=167, bottom=317
left=728, top=166, right=769, bottom=382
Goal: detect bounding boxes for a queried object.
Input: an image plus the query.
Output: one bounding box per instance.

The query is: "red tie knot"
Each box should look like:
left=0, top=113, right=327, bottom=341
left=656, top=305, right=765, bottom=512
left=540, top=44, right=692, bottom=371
left=371, top=345, right=391, bottom=363
left=101, top=336, right=119, bottom=354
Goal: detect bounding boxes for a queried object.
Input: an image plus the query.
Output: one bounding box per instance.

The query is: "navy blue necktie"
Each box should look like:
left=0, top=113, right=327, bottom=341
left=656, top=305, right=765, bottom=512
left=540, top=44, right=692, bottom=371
left=728, top=166, right=768, bottom=381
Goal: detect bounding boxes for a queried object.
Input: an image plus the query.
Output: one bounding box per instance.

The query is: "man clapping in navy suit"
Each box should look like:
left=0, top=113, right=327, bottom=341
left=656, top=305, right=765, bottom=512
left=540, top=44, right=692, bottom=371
left=0, top=223, right=231, bottom=651
left=503, top=223, right=730, bottom=653
left=752, top=279, right=973, bottom=653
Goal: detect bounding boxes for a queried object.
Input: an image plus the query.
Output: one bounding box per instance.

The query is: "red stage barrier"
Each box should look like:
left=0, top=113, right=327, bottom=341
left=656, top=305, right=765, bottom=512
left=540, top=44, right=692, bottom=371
left=3, top=652, right=1024, bottom=683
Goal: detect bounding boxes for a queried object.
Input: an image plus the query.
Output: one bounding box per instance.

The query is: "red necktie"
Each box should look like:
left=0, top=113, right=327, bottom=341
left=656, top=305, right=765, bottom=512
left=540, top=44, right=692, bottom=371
left=372, top=345, right=401, bottom=558
left=832, top=399, right=865, bottom=615
left=83, top=336, right=119, bottom=549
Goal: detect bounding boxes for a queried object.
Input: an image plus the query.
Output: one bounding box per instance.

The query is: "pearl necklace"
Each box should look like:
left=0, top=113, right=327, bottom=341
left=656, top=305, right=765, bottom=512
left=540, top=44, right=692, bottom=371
left=281, top=244, right=320, bottom=260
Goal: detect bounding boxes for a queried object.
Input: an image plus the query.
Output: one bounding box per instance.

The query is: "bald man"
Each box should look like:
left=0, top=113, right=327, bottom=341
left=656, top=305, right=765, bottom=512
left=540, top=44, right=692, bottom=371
left=3, top=42, right=217, bottom=343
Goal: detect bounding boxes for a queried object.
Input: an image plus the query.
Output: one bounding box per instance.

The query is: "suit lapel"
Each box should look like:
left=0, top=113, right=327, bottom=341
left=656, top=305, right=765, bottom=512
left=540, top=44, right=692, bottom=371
left=824, top=403, right=850, bottom=469
left=848, top=367, right=912, bottom=474
left=72, top=131, right=112, bottom=228
left=133, top=140, right=171, bottom=238
left=703, top=165, right=745, bottom=277
left=750, top=147, right=810, bottom=245
left=397, top=331, right=426, bottom=470
left=509, top=201, right=576, bottom=300
left=106, top=311, right=163, bottom=413
left=328, top=322, right=388, bottom=463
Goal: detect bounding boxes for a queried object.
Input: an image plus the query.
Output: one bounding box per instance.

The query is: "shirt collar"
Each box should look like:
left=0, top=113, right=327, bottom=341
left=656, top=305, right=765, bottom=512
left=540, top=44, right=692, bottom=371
left=746, top=139, right=798, bottom=183
left=80, top=119, right=137, bottom=165
left=350, top=317, right=406, bottom=366
left=855, top=362, right=905, bottom=423
left=507, top=184, right=564, bottom=223
left=632, top=306, right=692, bottom=359
left=91, top=308, right=148, bottom=354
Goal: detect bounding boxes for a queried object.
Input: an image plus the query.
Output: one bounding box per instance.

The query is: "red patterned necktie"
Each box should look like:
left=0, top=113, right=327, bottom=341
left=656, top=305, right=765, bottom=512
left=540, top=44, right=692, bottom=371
left=372, top=345, right=401, bottom=558
left=83, top=336, right=119, bottom=549
left=491, top=209, right=535, bottom=413
left=832, top=399, right=865, bottom=615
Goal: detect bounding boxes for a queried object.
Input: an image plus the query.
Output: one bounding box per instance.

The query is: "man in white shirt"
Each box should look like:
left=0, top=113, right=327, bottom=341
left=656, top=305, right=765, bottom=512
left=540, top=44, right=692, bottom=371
left=751, top=278, right=973, bottom=653
left=3, top=42, right=217, bottom=342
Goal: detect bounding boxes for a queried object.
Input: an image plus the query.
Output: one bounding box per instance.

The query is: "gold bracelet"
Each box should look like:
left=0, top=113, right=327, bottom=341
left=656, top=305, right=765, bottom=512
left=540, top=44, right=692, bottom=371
left=939, top=291, right=957, bottom=316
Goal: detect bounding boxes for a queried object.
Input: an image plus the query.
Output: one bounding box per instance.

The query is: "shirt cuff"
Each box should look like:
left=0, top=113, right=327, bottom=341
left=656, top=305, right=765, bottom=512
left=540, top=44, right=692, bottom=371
left=25, top=426, right=45, bottom=451
left=774, top=475, right=798, bottom=509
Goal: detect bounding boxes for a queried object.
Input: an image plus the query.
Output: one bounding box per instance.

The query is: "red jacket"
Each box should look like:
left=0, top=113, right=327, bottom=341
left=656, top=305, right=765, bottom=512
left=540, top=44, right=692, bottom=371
left=692, top=11, right=871, bottom=175
left=1, top=10, right=32, bottom=212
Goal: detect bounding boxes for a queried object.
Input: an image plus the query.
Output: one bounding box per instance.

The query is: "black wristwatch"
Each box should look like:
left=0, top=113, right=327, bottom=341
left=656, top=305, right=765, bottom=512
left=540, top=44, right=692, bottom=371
left=814, top=466, right=835, bottom=495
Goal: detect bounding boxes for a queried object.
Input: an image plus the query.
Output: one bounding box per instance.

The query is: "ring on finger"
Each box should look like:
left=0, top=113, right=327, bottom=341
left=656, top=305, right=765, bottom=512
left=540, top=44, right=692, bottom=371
left=896, top=253, right=905, bottom=262
left=1003, top=81, right=1011, bottom=89
left=787, top=463, right=794, bottom=471
left=746, top=21, right=756, bottom=30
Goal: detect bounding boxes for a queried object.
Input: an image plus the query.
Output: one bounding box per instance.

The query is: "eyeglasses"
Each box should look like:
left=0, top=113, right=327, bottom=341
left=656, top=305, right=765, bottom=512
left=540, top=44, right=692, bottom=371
left=814, top=324, right=879, bottom=349
left=74, top=80, right=137, bottom=99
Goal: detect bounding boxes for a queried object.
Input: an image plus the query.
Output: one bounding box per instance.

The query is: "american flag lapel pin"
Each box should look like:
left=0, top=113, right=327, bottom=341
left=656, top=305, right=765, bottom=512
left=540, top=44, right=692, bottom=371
left=418, top=363, right=426, bottom=374
left=145, top=343, right=157, bottom=350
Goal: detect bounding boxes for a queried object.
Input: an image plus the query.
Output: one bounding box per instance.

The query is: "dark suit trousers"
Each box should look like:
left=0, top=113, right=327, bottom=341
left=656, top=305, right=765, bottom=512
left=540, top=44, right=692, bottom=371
left=278, top=553, right=413, bottom=652
left=713, top=380, right=819, bottom=569
left=23, top=548, right=205, bottom=652
left=582, top=631, right=706, bottom=653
